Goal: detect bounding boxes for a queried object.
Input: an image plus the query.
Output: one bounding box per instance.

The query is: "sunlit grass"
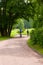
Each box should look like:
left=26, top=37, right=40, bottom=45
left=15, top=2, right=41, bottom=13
left=10, top=29, right=19, bottom=37
left=11, top=28, right=34, bottom=36
left=22, top=28, right=34, bottom=35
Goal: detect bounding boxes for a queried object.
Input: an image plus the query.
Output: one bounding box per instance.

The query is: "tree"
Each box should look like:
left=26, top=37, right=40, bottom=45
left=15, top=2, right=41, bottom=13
left=33, top=0, right=43, bottom=28
left=0, top=0, right=43, bottom=36
left=0, top=0, right=31, bottom=36
left=16, top=18, right=24, bottom=30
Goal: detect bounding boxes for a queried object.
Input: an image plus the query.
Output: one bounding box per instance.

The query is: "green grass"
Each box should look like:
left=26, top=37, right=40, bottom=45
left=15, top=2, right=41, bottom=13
left=0, top=36, right=9, bottom=41
left=27, top=39, right=43, bottom=55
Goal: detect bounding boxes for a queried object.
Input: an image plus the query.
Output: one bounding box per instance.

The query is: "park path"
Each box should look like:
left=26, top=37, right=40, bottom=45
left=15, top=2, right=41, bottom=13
left=0, top=35, right=43, bottom=65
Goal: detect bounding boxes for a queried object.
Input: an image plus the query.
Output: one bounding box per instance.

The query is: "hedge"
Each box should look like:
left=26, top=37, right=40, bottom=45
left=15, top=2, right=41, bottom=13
left=30, top=27, right=43, bottom=47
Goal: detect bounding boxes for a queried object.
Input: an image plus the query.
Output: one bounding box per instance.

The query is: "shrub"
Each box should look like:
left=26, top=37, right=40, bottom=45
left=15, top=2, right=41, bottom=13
left=30, top=27, right=43, bottom=47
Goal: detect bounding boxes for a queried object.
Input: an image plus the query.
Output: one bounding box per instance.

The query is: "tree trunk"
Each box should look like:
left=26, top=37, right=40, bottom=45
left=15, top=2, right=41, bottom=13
left=0, top=27, right=7, bottom=36
left=7, top=24, right=13, bottom=37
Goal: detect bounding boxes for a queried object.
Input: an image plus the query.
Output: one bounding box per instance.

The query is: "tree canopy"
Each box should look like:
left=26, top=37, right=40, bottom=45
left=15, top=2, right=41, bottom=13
left=0, top=0, right=43, bottom=36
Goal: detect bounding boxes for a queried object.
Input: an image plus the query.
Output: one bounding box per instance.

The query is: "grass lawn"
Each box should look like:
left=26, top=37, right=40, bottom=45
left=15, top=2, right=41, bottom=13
left=0, top=36, right=9, bottom=41
left=27, top=39, right=43, bottom=55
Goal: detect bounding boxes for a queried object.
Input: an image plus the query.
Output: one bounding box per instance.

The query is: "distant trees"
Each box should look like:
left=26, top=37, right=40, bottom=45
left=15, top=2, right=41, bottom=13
left=13, top=18, right=33, bottom=29
left=16, top=18, right=24, bottom=31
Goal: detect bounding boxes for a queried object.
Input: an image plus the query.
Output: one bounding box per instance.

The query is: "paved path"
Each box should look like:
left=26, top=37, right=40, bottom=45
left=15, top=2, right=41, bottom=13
left=0, top=35, right=43, bottom=65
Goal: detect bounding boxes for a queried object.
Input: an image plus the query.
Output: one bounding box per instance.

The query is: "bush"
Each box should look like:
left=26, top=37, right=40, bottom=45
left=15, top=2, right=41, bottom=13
left=30, top=27, right=43, bottom=47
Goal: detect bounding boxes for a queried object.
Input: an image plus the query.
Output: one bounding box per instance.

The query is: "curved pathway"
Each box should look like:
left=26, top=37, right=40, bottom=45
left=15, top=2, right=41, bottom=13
left=0, top=35, right=43, bottom=65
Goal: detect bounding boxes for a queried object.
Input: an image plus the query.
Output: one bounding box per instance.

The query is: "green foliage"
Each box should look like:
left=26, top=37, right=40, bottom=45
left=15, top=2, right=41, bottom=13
left=10, top=29, right=18, bottom=37
left=24, top=19, right=30, bottom=28
left=30, top=27, right=43, bottom=47
left=16, top=18, right=25, bottom=31
left=27, top=39, right=43, bottom=55
left=24, top=18, right=33, bottom=28
left=0, top=0, right=43, bottom=37
left=0, top=0, right=36, bottom=36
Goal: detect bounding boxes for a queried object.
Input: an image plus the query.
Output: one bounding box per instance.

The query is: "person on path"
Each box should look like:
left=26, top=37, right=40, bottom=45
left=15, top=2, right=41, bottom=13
left=20, top=29, right=22, bottom=37
left=27, top=29, right=29, bottom=36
